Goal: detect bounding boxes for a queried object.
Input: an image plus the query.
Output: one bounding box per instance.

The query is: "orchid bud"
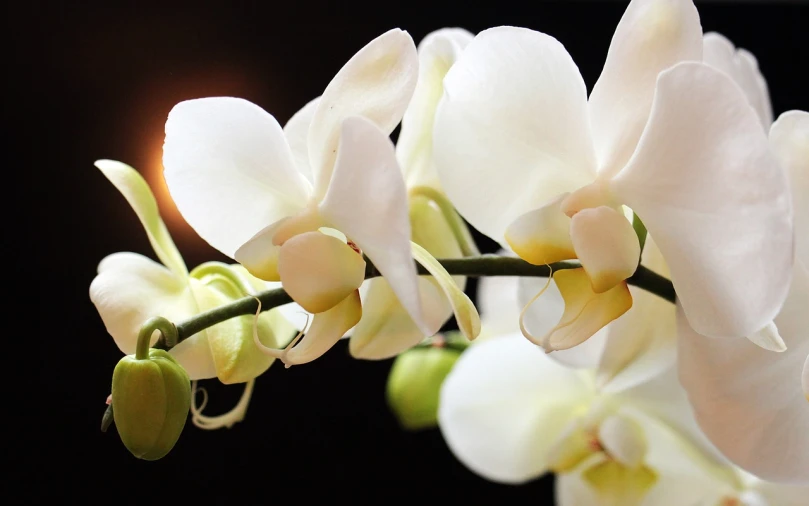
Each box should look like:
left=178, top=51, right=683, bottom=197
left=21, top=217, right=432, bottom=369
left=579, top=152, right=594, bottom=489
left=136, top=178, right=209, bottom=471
left=111, top=349, right=191, bottom=460
left=386, top=335, right=466, bottom=430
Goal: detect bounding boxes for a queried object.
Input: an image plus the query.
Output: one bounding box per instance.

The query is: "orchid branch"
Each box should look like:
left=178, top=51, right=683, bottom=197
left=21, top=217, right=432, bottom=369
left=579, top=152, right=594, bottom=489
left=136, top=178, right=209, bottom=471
left=151, top=255, right=675, bottom=351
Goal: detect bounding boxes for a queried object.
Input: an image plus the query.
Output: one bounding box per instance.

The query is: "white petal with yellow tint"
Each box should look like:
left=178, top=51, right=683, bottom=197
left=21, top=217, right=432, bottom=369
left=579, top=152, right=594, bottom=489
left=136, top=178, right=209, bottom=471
left=598, top=415, right=647, bottom=468
left=190, top=379, right=255, bottom=430
left=677, top=261, right=809, bottom=483
left=535, top=268, right=632, bottom=352
left=283, top=97, right=320, bottom=184
left=519, top=276, right=608, bottom=368
left=570, top=206, right=640, bottom=293
left=349, top=277, right=447, bottom=360
left=254, top=291, right=362, bottom=366
left=588, top=0, right=702, bottom=177
left=397, top=28, right=473, bottom=190
left=233, top=219, right=288, bottom=282
left=438, top=333, right=594, bottom=484
left=277, top=231, right=365, bottom=314
left=746, top=322, right=787, bottom=353
left=90, top=252, right=216, bottom=380
left=505, top=194, right=576, bottom=265
left=433, top=26, right=597, bottom=245
left=411, top=242, right=480, bottom=341
left=95, top=160, right=187, bottom=277
left=612, top=62, right=792, bottom=339
left=703, top=32, right=772, bottom=128
left=770, top=111, right=809, bottom=268
left=478, top=274, right=521, bottom=339
left=320, top=116, right=429, bottom=335
left=594, top=236, right=676, bottom=392
left=308, top=29, right=418, bottom=199
left=163, top=97, right=311, bottom=258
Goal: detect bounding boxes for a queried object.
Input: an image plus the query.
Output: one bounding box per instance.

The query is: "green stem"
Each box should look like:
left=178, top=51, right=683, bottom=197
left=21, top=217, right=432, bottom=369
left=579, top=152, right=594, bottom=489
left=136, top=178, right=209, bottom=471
left=136, top=316, right=178, bottom=359
left=155, top=255, right=674, bottom=349
left=409, top=186, right=480, bottom=257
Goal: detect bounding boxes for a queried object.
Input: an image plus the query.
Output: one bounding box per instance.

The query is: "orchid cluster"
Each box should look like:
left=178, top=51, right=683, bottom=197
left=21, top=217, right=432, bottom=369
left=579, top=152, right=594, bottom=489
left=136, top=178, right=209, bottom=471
left=91, top=0, right=807, bottom=502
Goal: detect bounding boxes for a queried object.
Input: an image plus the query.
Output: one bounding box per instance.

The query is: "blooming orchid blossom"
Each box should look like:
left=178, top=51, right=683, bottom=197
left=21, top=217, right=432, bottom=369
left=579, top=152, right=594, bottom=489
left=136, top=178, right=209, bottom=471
left=89, top=160, right=294, bottom=384
left=163, top=29, right=478, bottom=366
left=433, top=0, right=793, bottom=353
left=439, top=275, right=809, bottom=504
left=346, top=27, right=480, bottom=359
left=677, top=110, right=809, bottom=485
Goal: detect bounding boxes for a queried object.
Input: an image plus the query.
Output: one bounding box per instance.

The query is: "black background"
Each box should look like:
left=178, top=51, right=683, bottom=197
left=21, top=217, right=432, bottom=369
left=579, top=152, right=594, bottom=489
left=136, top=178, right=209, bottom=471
left=16, top=0, right=807, bottom=502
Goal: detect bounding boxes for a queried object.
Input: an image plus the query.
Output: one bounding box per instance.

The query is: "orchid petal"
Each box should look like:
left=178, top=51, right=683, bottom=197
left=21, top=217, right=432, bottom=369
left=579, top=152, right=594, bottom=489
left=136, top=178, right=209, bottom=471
left=433, top=26, right=597, bottom=246
left=588, top=0, right=702, bottom=176
left=478, top=274, right=521, bottom=338
left=752, top=481, right=809, bottom=506
left=320, top=116, right=428, bottom=335
left=90, top=252, right=216, bottom=380
left=308, top=28, right=418, bottom=199
left=163, top=97, right=311, bottom=258
left=612, top=62, right=792, bottom=338
left=254, top=291, right=362, bottom=367
left=190, top=379, right=255, bottom=430
left=703, top=32, right=773, bottom=128
left=505, top=195, right=576, bottom=266
left=595, top=237, right=677, bottom=392
left=348, top=277, right=447, bottom=359
left=518, top=276, right=608, bottom=369
left=570, top=206, right=640, bottom=293
left=746, top=322, right=787, bottom=353
left=277, top=231, right=365, bottom=314
left=438, top=333, right=593, bottom=484
left=411, top=242, right=481, bottom=341
left=598, top=415, right=647, bottom=469
left=283, top=97, right=320, bottom=184
left=94, top=160, right=187, bottom=277
left=233, top=220, right=286, bottom=281
left=770, top=110, right=809, bottom=267
left=677, top=262, right=809, bottom=483
left=397, top=28, right=473, bottom=190
left=533, top=268, right=632, bottom=352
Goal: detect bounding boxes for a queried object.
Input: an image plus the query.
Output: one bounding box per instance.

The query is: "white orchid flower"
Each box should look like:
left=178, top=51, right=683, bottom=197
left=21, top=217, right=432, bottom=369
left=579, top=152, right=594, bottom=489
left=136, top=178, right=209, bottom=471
left=89, top=160, right=294, bottom=385
left=347, top=27, right=480, bottom=359
left=438, top=332, right=733, bottom=502
left=163, top=29, right=477, bottom=366
left=677, top=110, right=809, bottom=485
left=433, top=0, right=793, bottom=353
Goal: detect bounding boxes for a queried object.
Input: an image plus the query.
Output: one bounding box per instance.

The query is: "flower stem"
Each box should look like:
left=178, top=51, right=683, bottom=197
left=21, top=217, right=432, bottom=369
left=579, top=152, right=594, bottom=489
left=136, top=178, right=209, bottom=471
left=153, top=255, right=674, bottom=350
left=137, top=316, right=179, bottom=358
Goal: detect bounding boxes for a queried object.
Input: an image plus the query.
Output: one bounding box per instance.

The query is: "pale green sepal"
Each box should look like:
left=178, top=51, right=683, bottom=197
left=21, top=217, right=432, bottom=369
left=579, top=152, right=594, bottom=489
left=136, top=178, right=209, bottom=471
left=411, top=242, right=481, bottom=341
left=94, top=159, right=187, bottom=277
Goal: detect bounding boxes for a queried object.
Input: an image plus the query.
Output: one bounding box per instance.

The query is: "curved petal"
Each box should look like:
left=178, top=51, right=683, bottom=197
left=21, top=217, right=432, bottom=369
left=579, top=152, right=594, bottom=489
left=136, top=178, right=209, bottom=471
left=505, top=194, right=576, bottom=266
left=438, top=333, right=593, bottom=484
left=703, top=32, right=773, bottom=128
left=283, top=97, right=320, bottom=184
left=320, top=116, right=429, bottom=335
left=433, top=26, right=597, bottom=246
left=770, top=111, right=809, bottom=268
left=95, top=160, right=187, bottom=277
left=348, top=277, right=447, bottom=359
left=596, top=238, right=676, bottom=393
left=163, top=97, right=311, bottom=257
left=308, top=28, right=418, bottom=199
left=518, top=276, right=608, bottom=369
left=570, top=206, right=640, bottom=293
left=588, top=0, right=702, bottom=177
left=89, top=252, right=216, bottom=380
left=753, top=479, right=809, bottom=506
left=254, top=290, right=362, bottom=367
left=277, top=231, right=366, bottom=314
left=233, top=219, right=286, bottom=281
left=190, top=379, right=255, bottom=430
left=397, top=28, right=473, bottom=190
left=612, top=62, right=793, bottom=339
left=532, top=268, right=632, bottom=352
left=677, top=262, right=809, bottom=483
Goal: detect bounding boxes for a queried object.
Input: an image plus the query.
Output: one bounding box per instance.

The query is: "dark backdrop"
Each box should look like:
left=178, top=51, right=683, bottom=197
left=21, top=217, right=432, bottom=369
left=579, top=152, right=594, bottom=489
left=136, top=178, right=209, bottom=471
left=16, top=0, right=807, bottom=502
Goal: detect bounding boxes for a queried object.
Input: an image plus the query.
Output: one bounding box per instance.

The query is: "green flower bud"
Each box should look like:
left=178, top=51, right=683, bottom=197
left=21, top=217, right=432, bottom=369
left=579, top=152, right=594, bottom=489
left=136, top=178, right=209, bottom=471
left=386, top=337, right=465, bottom=431
left=112, top=349, right=191, bottom=460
